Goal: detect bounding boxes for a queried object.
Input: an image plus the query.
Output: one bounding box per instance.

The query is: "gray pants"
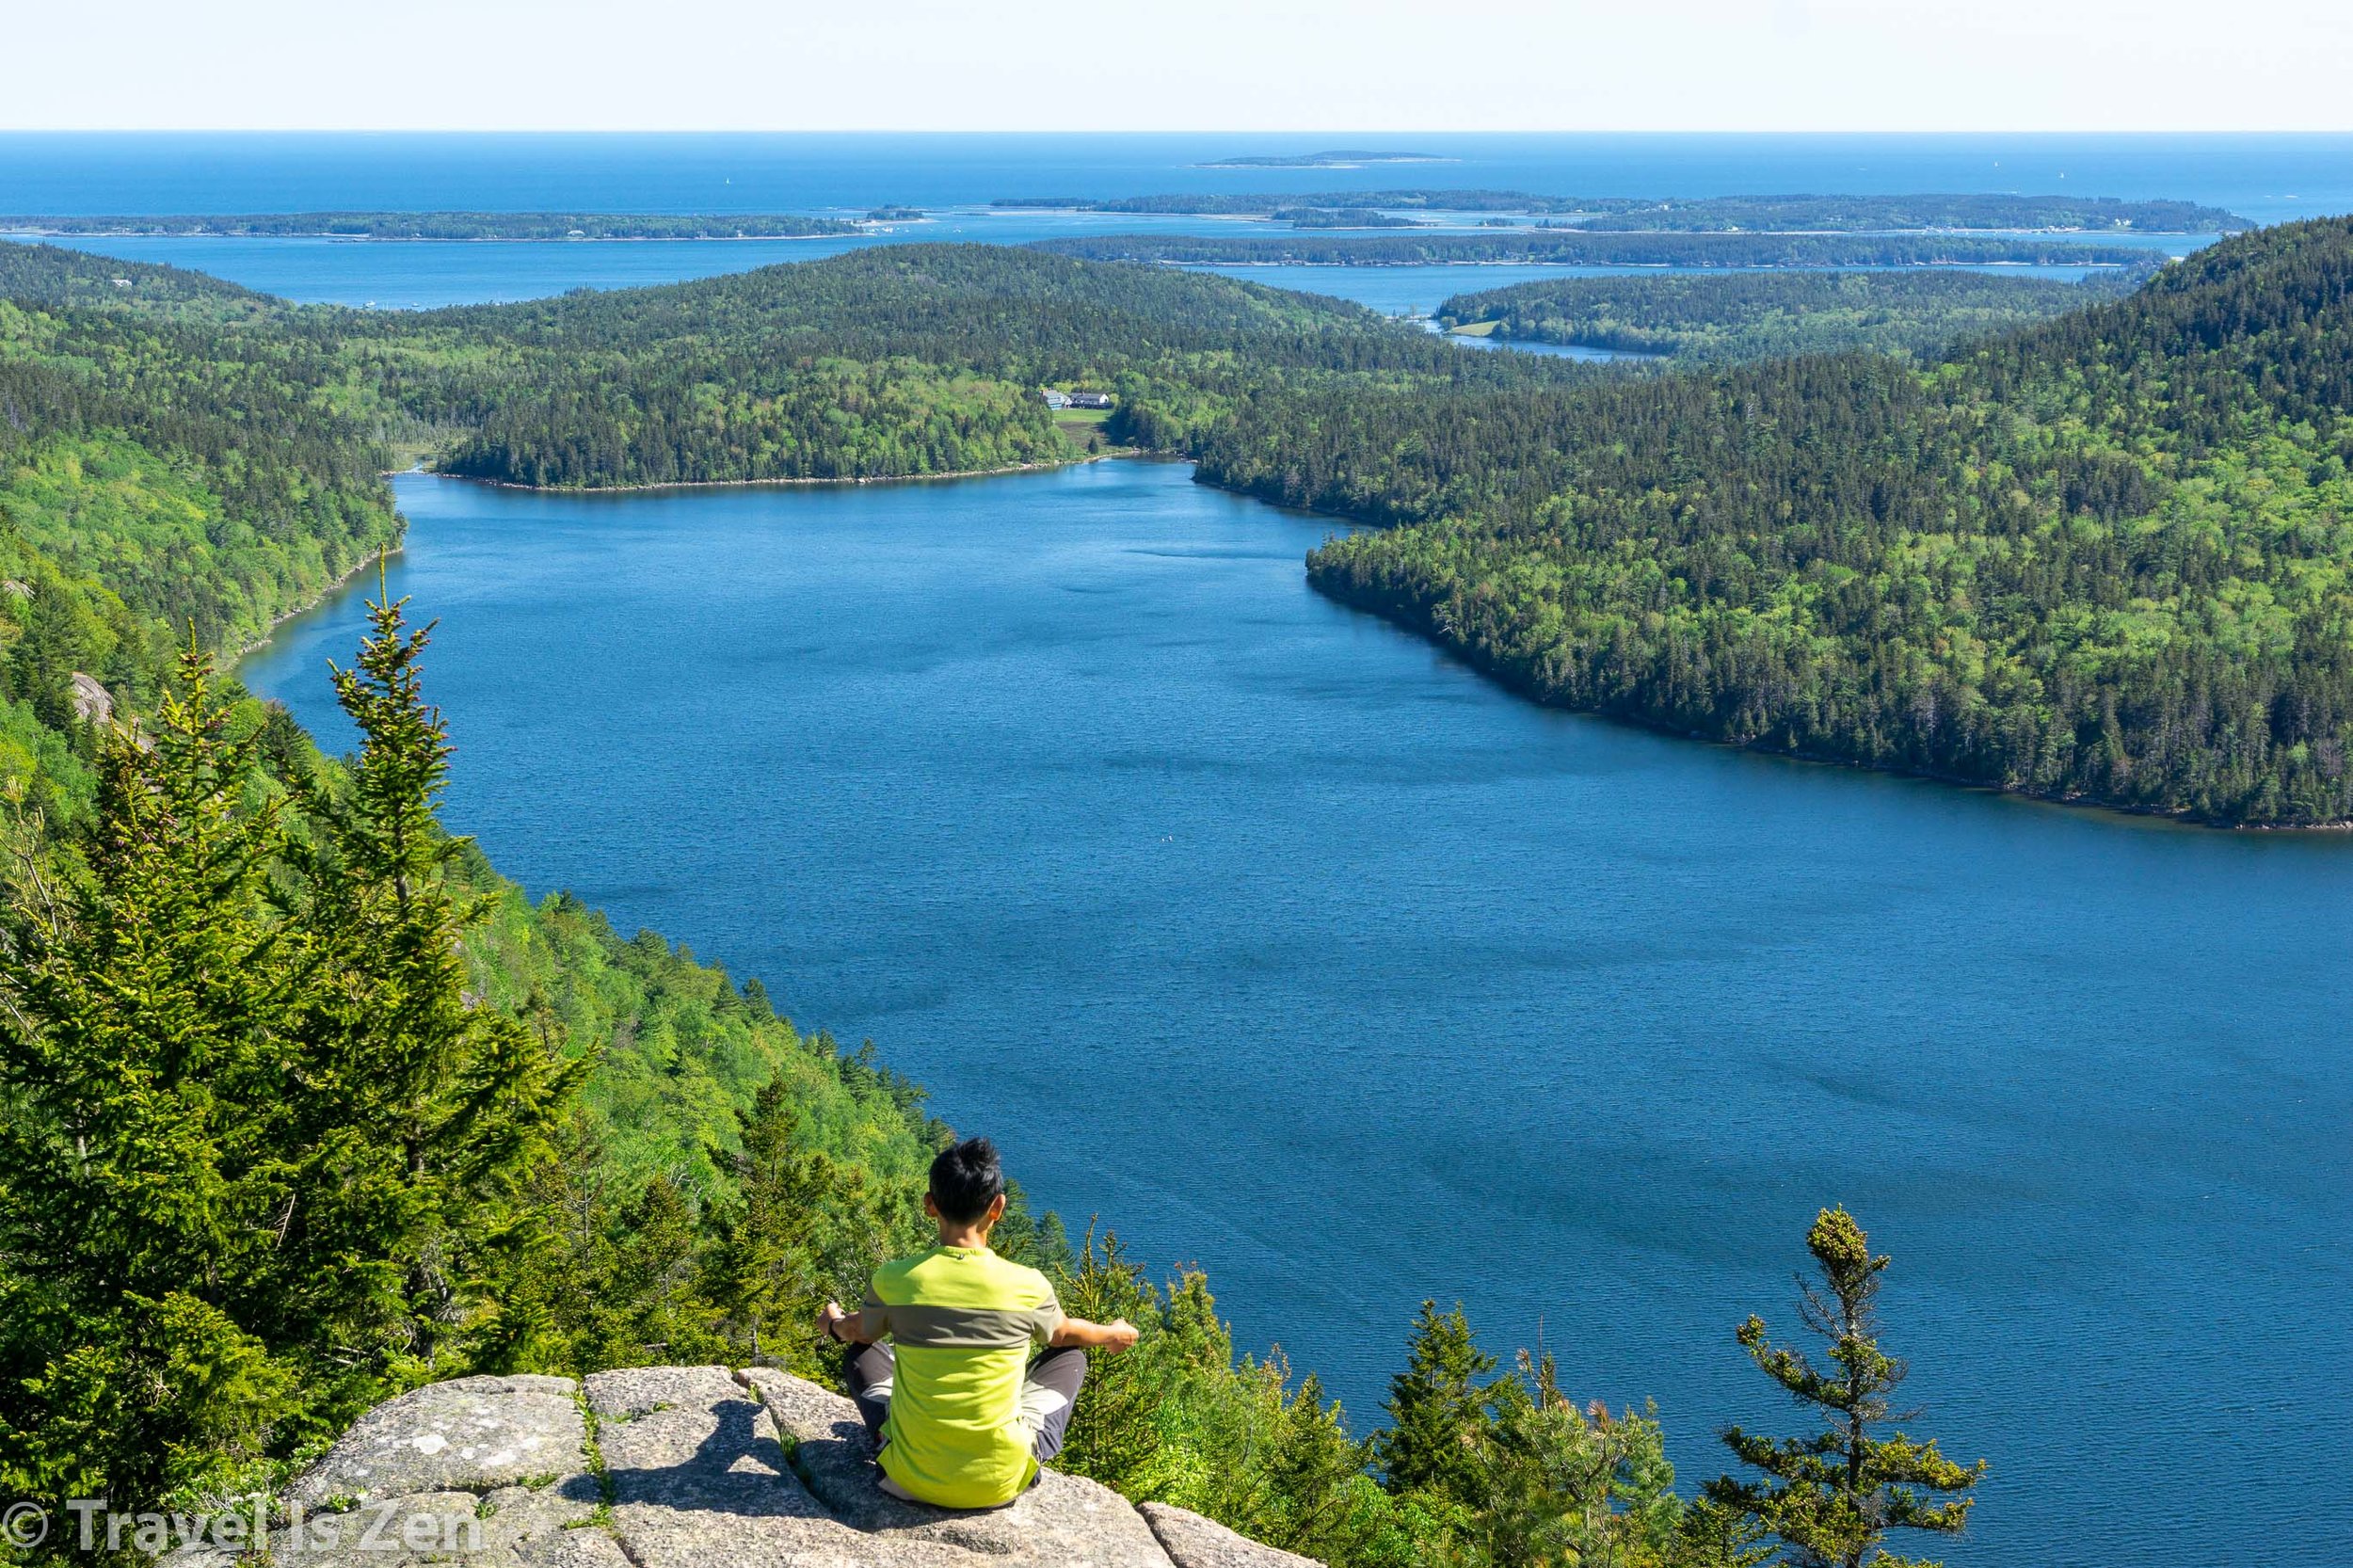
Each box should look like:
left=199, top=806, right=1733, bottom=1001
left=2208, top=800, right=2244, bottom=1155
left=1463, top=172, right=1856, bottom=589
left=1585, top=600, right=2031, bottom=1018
left=842, top=1341, right=1087, bottom=1469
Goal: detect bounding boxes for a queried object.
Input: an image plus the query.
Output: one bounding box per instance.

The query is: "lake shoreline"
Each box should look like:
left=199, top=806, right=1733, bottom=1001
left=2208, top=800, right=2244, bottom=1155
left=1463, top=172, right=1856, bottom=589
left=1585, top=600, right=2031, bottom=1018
left=427, top=447, right=1153, bottom=497
left=1290, top=539, right=2353, bottom=836
left=234, top=542, right=408, bottom=657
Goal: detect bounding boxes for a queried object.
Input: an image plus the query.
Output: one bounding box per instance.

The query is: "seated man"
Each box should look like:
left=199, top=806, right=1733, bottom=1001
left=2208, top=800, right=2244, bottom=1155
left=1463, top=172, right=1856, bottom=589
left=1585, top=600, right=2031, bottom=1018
left=818, top=1137, right=1138, bottom=1510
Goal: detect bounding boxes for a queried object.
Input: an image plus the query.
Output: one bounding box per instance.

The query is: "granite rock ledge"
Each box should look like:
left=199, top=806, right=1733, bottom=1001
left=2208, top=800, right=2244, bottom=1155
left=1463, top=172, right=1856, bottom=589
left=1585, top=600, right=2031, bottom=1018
left=165, top=1367, right=1319, bottom=1568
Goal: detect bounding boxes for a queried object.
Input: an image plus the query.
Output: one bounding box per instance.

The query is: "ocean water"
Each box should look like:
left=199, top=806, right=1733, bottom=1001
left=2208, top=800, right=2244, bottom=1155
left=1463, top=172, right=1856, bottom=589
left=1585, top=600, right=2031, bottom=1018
left=6, top=132, right=2349, bottom=220
left=243, top=464, right=2353, bottom=1568
left=1, top=132, right=2315, bottom=312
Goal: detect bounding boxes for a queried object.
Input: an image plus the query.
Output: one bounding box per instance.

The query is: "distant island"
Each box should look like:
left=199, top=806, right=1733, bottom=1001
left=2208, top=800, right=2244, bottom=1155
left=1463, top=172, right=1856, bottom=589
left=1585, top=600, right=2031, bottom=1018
left=866, top=205, right=926, bottom=221
left=1276, top=207, right=1425, bottom=230
left=1200, top=149, right=1452, bottom=168
left=1032, top=231, right=2158, bottom=268
left=996, top=190, right=2248, bottom=232
left=1, top=211, right=861, bottom=240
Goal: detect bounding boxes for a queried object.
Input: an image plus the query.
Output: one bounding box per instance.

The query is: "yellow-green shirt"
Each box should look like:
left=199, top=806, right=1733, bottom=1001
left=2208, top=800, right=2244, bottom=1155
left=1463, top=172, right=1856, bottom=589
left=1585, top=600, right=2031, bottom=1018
left=864, top=1244, right=1064, bottom=1509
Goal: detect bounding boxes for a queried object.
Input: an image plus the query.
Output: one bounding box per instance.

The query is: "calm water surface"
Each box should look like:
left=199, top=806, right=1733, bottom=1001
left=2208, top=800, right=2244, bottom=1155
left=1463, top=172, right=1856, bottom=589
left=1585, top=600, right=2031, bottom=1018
left=243, top=463, right=2353, bottom=1568
left=3, top=131, right=2284, bottom=310
left=2, top=233, right=2142, bottom=312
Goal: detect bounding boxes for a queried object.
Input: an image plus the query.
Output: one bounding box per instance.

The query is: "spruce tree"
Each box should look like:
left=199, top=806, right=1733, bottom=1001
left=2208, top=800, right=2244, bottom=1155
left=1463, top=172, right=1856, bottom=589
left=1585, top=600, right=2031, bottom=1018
left=1472, top=1352, right=1681, bottom=1568
left=702, top=1073, right=831, bottom=1368
left=0, top=644, right=300, bottom=1507
left=276, top=588, right=584, bottom=1398
left=1373, top=1300, right=1496, bottom=1506
left=1705, top=1208, right=1985, bottom=1568
left=0, top=595, right=584, bottom=1512
left=1050, top=1229, right=1167, bottom=1493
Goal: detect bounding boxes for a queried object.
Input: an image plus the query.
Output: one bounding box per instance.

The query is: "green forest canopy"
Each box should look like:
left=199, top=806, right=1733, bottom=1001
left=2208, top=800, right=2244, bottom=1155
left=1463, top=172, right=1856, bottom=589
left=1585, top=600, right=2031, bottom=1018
left=1203, top=219, right=2353, bottom=825
left=1433, top=269, right=2143, bottom=363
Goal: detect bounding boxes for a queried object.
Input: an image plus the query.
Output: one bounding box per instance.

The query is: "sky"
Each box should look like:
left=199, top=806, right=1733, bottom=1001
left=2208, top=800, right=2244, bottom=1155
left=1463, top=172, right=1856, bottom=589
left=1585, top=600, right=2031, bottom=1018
left=7, top=0, right=2351, bottom=133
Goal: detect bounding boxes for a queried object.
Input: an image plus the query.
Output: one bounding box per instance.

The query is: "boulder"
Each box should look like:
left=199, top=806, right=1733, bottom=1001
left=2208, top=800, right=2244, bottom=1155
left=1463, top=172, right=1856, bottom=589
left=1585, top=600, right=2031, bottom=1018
left=284, top=1373, right=589, bottom=1509
left=169, top=1368, right=1319, bottom=1568
left=1138, top=1504, right=1321, bottom=1568
left=741, top=1367, right=1170, bottom=1566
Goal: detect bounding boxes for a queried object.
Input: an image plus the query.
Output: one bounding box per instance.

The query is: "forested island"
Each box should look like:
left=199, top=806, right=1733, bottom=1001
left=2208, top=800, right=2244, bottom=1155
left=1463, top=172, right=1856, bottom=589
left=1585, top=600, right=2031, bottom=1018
left=1436, top=269, right=2139, bottom=361
left=1281, top=207, right=1428, bottom=229
left=3, top=211, right=861, bottom=240
left=1032, top=231, right=2156, bottom=267
left=997, top=190, right=2247, bottom=232
left=1562, top=193, right=2246, bottom=232
left=0, top=233, right=2006, bottom=1568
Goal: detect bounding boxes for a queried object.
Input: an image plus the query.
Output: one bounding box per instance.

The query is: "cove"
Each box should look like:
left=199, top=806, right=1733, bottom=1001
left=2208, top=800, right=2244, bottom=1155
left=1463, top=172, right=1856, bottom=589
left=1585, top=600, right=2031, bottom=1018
left=241, top=460, right=2351, bottom=1568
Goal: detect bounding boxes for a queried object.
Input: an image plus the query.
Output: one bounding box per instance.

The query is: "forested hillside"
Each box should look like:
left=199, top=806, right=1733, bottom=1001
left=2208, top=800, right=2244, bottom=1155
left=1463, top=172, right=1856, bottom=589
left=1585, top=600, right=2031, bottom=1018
left=1435, top=269, right=2140, bottom=362
left=1202, top=218, right=2353, bottom=824
left=312, top=245, right=1485, bottom=486
left=0, top=246, right=400, bottom=826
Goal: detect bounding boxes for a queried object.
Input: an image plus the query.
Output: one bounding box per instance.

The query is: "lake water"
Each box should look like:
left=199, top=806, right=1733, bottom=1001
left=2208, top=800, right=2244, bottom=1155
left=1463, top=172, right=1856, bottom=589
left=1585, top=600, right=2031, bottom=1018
left=242, top=462, right=2353, bottom=1568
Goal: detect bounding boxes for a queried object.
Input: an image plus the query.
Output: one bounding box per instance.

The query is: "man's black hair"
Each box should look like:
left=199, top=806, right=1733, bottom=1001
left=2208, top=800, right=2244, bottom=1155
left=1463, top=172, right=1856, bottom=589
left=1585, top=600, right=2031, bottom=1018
left=929, top=1136, right=1005, bottom=1225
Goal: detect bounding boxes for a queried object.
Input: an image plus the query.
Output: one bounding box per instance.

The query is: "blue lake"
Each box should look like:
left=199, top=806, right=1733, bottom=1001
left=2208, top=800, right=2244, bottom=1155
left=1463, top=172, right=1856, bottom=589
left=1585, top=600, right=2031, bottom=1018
left=243, top=462, right=2353, bottom=1568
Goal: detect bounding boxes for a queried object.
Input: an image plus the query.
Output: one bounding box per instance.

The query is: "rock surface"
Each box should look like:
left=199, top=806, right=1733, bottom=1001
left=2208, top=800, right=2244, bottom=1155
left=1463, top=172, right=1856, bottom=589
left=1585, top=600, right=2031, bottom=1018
left=168, top=1368, right=1317, bottom=1568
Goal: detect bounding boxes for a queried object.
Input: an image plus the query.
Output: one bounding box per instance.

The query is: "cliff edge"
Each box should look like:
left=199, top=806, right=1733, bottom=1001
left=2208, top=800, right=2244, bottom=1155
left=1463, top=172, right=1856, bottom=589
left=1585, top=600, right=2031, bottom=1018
left=164, top=1366, right=1315, bottom=1568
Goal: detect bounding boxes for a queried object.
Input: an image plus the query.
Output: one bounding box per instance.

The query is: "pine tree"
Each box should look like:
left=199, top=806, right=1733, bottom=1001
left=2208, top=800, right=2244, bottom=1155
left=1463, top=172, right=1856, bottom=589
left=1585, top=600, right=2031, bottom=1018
left=1705, top=1208, right=1985, bottom=1568
left=1373, top=1300, right=1497, bottom=1506
left=1050, top=1229, right=1167, bottom=1493
left=702, top=1073, right=831, bottom=1368
left=1473, top=1352, right=1682, bottom=1568
left=276, top=587, right=584, bottom=1400
left=0, top=594, right=585, bottom=1512
left=0, top=643, right=300, bottom=1507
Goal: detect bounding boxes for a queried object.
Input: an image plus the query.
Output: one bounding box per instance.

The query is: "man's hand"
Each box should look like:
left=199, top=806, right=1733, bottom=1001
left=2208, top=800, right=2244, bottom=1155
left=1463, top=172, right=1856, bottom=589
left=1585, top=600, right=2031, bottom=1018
left=1051, top=1315, right=1142, bottom=1353
left=818, top=1301, right=850, bottom=1342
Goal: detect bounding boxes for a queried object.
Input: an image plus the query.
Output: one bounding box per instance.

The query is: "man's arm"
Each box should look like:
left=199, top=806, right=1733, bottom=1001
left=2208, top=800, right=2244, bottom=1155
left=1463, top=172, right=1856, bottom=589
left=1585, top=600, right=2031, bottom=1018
left=1048, top=1315, right=1140, bottom=1352
left=818, top=1301, right=877, bottom=1346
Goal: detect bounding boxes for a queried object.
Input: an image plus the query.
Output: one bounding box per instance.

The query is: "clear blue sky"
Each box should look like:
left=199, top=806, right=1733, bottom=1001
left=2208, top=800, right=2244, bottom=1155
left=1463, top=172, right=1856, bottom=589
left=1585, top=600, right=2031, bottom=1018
left=11, top=0, right=2349, bottom=133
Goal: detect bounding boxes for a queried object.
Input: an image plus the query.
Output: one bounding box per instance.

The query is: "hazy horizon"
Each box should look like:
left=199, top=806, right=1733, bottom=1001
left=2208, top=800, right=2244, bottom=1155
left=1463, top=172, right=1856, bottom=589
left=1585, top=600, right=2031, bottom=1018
left=10, top=1, right=2351, bottom=136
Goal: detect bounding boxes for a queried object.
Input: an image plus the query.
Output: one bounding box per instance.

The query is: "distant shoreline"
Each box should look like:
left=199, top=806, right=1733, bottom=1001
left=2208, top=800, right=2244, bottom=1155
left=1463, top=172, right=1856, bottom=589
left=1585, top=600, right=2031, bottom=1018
left=4, top=229, right=864, bottom=245
left=425, top=447, right=1151, bottom=497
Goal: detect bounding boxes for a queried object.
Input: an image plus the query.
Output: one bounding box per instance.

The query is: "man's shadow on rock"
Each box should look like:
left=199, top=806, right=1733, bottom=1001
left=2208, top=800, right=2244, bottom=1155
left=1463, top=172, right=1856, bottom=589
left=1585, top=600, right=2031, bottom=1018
left=555, top=1397, right=830, bottom=1521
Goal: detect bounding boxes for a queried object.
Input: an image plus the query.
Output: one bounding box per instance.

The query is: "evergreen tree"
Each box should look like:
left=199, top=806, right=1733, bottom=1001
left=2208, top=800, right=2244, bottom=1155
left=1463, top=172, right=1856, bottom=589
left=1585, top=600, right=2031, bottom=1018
left=1705, top=1208, right=1984, bottom=1568
left=1374, top=1301, right=1497, bottom=1505
left=0, top=644, right=301, bottom=1508
left=277, top=588, right=584, bottom=1397
left=1050, top=1229, right=1168, bottom=1494
left=702, top=1073, right=834, bottom=1369
left=0, top=596, right=584, bottom=1513
left=1472, top=1352, right=1682, bottom=1568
